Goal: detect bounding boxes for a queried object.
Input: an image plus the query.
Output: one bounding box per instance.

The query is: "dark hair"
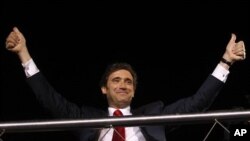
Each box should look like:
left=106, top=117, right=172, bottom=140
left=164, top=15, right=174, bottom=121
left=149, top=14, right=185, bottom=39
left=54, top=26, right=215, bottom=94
left=100, top=62, right=137, bottom=89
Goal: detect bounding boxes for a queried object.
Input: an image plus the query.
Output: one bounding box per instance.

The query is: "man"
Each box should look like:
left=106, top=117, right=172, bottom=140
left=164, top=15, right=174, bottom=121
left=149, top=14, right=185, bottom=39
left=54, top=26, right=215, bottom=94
left=5, top=27, right=246, bottom=141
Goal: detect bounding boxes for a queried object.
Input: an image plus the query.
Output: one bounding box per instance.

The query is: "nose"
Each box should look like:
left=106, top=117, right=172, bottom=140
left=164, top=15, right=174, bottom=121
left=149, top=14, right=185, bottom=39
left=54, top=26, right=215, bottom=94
left=119, top=81, right=127, bottom=89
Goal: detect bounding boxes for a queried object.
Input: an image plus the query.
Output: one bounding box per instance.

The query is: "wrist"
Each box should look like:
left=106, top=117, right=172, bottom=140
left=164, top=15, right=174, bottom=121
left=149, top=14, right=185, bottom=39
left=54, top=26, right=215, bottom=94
left=221, top=58, right=232, bottom=66
left=220, top=58, right=232, bottom=69
left=18, top=48, right=31, bottom=64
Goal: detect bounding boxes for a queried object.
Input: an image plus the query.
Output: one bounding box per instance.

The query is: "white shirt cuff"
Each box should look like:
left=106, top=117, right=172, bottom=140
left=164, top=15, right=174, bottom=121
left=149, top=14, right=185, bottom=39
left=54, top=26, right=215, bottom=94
left=212, top=64, right=230, bottom=83
left=22, top=59, right=40, bottom=78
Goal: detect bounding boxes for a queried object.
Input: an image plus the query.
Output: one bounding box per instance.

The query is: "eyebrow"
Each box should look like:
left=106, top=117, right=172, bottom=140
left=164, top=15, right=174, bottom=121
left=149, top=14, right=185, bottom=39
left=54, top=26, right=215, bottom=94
left=111, top=77, right=133, bottom=81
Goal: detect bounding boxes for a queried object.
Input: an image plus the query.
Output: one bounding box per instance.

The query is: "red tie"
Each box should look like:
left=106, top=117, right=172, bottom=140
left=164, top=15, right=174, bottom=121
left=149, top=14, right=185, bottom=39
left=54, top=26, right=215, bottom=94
left=112, top=110, right=125, bottom=141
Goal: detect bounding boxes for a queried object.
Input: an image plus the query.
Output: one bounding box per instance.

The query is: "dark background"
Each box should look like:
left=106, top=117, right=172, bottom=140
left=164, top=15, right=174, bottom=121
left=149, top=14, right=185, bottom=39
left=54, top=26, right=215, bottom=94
left=1, top=1, right=250, bottom=141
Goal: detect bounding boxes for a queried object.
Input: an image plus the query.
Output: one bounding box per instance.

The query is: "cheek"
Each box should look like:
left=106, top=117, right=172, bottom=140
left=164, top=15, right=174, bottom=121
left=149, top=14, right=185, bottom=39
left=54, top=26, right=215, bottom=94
left=129, top=85, right=134, bottom=91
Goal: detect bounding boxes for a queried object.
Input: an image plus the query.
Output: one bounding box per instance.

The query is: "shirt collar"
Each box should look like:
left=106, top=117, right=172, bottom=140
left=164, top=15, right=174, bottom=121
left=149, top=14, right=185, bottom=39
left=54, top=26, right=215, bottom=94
left=108, top=106, right=132, bottom=116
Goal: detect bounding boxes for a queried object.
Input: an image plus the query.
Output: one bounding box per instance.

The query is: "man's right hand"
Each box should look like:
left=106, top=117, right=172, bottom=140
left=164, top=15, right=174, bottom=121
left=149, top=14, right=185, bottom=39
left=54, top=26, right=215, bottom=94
left=6, top=27, right=31, bottom=63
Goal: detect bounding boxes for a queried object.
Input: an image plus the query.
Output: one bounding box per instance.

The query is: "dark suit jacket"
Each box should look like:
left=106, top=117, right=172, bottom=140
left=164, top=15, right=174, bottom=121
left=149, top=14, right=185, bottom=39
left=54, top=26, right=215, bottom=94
left=27, top=72, right=224, bottom=141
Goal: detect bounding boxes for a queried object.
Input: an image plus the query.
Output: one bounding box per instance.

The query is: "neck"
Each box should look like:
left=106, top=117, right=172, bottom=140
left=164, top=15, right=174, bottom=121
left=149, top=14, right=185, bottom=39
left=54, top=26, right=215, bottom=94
left=109, top=103, right=130, bottom=109
left=110, top=105, right=129, bottom=109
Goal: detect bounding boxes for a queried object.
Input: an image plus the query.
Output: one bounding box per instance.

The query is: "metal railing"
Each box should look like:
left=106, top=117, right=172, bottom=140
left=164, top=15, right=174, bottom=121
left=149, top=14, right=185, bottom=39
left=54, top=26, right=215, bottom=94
left=0, top=110, right=250, bottom=133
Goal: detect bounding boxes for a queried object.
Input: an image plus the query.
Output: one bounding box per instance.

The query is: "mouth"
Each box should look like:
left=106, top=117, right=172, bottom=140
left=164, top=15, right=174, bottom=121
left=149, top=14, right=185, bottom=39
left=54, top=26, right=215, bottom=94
left=116, top=91, right=128, bottom=95
left=116, top=90, right=128, bottom=95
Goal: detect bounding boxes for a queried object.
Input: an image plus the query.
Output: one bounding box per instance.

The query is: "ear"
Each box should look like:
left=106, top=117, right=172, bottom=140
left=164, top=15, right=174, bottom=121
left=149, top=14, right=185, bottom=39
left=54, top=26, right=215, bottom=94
left=101, top=86, right=107, bottom=95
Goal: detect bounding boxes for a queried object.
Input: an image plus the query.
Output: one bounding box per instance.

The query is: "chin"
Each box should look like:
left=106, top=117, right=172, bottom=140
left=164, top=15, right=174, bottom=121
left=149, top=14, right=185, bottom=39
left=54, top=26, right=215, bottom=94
left=118, top=100, right=131, bottom=106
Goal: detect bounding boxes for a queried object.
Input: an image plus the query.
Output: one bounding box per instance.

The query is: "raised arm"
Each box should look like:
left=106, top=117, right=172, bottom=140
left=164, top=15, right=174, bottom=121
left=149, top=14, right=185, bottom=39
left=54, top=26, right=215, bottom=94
left=163, top=33, right=246, bottom=114
left=5, top=27, right=83, bottom=118
left=5, top=27, right=106, bottom=119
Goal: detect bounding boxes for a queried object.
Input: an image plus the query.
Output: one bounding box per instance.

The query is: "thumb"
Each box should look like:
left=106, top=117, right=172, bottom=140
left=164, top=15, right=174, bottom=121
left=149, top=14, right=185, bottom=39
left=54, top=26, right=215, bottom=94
left=229, top=33, right=236, bottom=44
left=13, top=27, right=24, bottom=41
left=13, top=27, right=23, bottom=36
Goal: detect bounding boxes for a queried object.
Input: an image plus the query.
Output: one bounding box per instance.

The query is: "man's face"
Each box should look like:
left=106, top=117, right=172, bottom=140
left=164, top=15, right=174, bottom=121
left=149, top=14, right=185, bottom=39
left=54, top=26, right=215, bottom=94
left=101, top=69, right=135, bottom=109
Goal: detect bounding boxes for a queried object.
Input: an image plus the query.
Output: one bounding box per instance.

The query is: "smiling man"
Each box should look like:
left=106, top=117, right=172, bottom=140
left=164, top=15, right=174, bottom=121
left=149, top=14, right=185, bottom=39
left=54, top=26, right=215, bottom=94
left=101, top=66, right=135, bottom=109
left=5, top=27, right=246, bottom=141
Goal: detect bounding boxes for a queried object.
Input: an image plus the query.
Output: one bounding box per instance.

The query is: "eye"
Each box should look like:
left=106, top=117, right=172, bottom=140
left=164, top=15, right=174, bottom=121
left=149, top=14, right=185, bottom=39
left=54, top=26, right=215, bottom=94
left=125, top=79, right=133, bottom=85
left=112, top=78, right=120, bottom=83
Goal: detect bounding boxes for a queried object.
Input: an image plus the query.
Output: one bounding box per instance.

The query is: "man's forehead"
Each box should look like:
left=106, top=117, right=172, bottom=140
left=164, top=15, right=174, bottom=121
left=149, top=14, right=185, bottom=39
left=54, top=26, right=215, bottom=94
left=109, top=70, right=133, bottom=79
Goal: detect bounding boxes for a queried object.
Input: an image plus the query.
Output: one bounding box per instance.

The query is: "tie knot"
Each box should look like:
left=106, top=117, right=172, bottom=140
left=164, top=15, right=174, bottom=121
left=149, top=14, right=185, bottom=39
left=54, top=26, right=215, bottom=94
left=113, top=109, right=123, bottom=117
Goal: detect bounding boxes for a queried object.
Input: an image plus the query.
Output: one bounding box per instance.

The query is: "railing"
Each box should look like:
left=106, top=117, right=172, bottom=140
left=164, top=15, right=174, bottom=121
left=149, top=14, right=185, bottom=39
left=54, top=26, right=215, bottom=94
left=0, top=110, right=250, bottom=133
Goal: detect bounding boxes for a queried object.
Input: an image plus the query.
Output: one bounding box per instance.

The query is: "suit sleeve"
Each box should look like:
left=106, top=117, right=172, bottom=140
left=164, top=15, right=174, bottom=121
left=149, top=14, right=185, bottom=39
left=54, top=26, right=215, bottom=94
left=163, top=75, right=224, bottom=114
left=26, top=72, right=82, bottom=118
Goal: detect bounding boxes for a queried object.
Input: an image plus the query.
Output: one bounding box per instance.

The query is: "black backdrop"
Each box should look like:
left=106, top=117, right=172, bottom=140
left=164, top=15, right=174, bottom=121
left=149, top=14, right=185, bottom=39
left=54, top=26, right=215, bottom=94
left=1, top=1, right=250, bottom=141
